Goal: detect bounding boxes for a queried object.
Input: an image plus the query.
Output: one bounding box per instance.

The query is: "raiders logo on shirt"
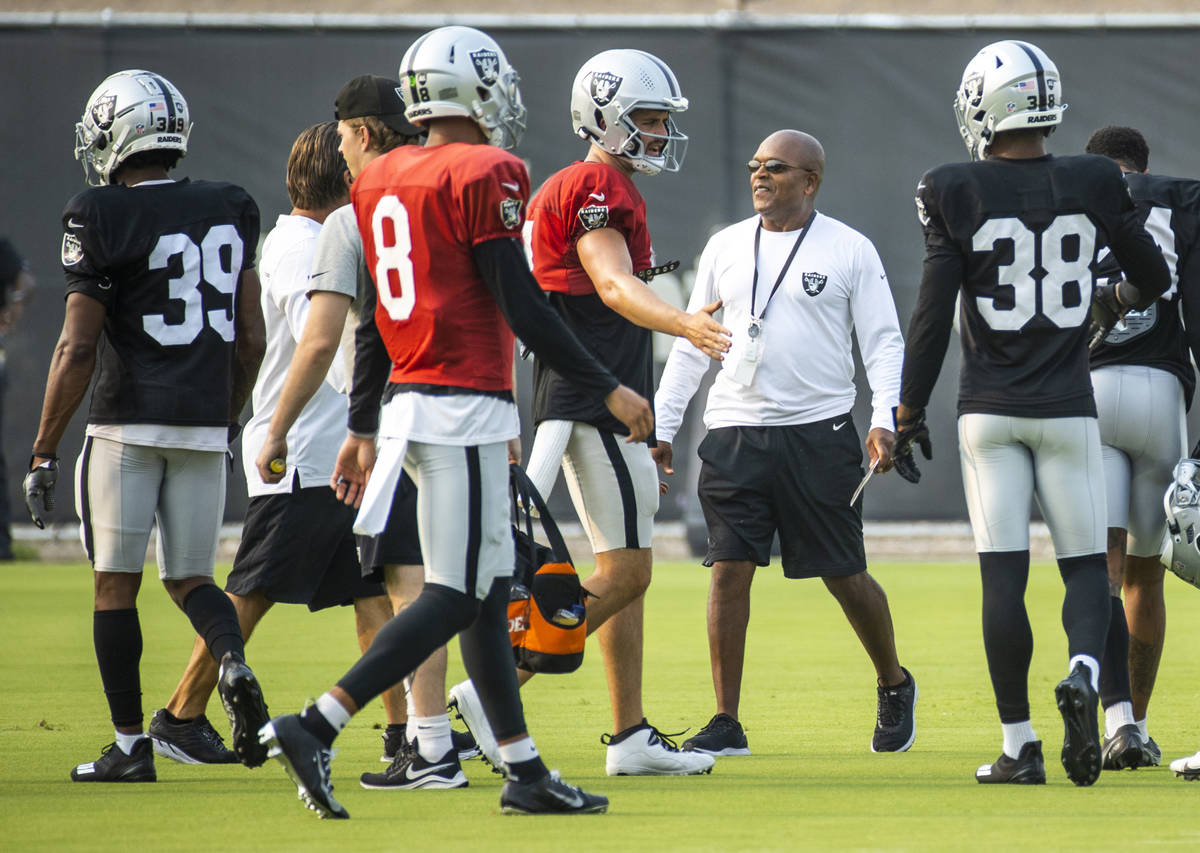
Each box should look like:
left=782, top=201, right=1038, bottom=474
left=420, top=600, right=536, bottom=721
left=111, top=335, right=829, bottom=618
left=500, top=197, right=523, bottom=230
left=802, top=272, right=827, bottom=296
left=62, top=231, right=84, bottom=266
left=578, top=204, right=609, bottom=231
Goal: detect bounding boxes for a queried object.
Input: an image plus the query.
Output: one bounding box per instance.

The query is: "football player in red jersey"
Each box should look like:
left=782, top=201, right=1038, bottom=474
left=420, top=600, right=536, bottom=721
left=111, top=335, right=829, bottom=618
left=259, top=27, right=651, bottom=818
left=451, top=49, right=728, bottom=777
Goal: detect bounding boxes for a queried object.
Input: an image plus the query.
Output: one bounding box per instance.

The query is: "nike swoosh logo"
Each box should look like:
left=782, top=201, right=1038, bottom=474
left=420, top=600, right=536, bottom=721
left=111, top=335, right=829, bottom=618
left=588, top=192, right=606, bottom=202
left=501, top=182, right=520, bottom=192
left=406, top=762, right=454, bottom=780
left=68, top=218, right=85, bottom=228
left=310, top=270, right=329, bottom=279
left=560, top=789, right=585, bottom=808
left=832, top=422, right=847, bottom=431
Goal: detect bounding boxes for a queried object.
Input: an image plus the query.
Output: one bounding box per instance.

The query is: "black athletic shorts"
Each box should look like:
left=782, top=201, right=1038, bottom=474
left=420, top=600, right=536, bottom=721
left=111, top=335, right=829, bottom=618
left=356, top=470, right=422, bottom=583
left=697, top=417, right=867, bottom=579
left=228, top=479, right=383, bottom=611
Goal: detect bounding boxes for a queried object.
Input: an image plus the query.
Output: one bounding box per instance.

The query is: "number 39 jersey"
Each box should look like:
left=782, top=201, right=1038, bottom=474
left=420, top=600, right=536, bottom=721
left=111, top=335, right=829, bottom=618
left=902, top=154, right=1168, bottom=418
left=350, top=142, right=530, bottom=393
left=60, top=179, right=260, bottom=427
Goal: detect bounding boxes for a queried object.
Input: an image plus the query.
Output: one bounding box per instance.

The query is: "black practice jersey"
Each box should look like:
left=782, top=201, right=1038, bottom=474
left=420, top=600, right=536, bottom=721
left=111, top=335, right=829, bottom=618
left=1089, top=172, right=1200, bottom=408
left=532, top=291, right=654, bottom=440
left=901, top=154, right=1168, bottom=418
left=60, top=179, right=260, bottom=427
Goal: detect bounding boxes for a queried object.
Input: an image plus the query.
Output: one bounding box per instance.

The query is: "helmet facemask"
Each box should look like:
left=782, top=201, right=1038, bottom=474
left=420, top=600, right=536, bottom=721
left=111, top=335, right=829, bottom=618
left=1162, top=458, right=1200, bottom=589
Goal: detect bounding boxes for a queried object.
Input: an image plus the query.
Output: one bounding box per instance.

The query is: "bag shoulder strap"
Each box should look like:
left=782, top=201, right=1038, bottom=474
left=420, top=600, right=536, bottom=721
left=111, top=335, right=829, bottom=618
left=509, top=462, right=572, bottom=566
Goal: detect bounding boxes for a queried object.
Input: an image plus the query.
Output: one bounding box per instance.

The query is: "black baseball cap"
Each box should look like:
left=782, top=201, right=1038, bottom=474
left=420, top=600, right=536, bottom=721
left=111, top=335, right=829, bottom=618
left=334, top=75, right=423, bottom=136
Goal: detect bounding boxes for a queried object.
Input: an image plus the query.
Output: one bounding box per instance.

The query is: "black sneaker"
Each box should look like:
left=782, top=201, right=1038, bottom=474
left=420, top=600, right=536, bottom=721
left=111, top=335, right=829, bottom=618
left=361, top=740, right=468, bottom=790
left=975, top=740, right=1046, bottom=784
left=872, top=667, right=917, bottom=752
left=149, top=709, right=237, bottom=765
left=380, top=725, right=408, bottom=763
left=70, top=739, right=156, bottom=782
left=500, top=770, right=608, bottom=815
left=682, top=714, right=750, bottom=756
left=217, top=652, right=271, bottom=768
left=259, top=714, right=348, bottom=819
left=1055, top=663, right=1101, bottom=786
left=453, top=728, right=481, bottom=761
left=1102, top=724, right=1155, bottom=771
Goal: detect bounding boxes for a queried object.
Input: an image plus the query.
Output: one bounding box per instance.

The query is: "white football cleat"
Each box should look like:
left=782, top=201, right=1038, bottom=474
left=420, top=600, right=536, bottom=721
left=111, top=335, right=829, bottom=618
left=604, top=721, right=715, bottom=776
left=1170, top=749, right=1200, bottom=780
left=448, top=680, right=501, bottom=770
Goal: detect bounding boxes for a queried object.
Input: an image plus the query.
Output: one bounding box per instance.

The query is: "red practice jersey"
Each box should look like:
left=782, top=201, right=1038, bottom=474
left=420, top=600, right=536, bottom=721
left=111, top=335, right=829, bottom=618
left=528, top=160, right=652, bottom=294
left=351, top=142, right=530, bottom=392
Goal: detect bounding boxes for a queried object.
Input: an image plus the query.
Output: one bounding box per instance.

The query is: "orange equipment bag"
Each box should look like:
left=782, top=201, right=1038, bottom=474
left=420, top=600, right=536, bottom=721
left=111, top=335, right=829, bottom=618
left=508, top=463, right=588, bottom=674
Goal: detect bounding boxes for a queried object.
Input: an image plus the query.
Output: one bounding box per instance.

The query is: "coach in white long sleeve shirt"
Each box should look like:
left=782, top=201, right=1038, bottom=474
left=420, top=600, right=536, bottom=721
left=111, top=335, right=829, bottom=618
left=659, top=130, right=917, bottom=759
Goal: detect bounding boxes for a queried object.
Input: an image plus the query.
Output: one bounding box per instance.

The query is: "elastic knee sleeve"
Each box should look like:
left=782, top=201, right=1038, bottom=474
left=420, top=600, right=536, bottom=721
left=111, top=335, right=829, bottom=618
left=182, top=584, right=244, bottom=663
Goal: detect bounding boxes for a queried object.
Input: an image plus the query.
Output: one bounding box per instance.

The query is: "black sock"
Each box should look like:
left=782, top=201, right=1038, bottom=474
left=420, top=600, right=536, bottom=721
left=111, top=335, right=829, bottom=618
left=182, top=584, right=245, bottom=663
left=1099, top=595, right=1131, bottom=708
left=161, top=709, right=191, bottom=725
left=507, top=755, right=549, bottom=784
left=94, top=608, right=143, bottom=728
left=1059, top=554, right=1110, bottom=662
left=979, top=551, right=1033, bottom=723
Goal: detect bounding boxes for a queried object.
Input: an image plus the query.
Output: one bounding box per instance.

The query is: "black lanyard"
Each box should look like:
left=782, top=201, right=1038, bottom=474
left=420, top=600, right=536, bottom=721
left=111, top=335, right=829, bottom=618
left=749, top=210, right=816, bottom=326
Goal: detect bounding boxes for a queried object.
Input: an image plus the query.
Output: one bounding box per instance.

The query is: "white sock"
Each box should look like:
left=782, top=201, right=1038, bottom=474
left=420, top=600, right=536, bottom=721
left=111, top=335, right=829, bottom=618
left=115, top=730, right=147, bottom=755
left=315, top=692, right=352, bottom=733
left=1067, top=654, right=1101, bottom=693
left=498, top=736, right=539, bottom=766
left=1001, top=721, right=1037, bottom=760
left=1104, top=701, right=1135, bottom=738
left=1136, top=718, right=1149, bottom=740
left=410, top=714, right=452, bottom=761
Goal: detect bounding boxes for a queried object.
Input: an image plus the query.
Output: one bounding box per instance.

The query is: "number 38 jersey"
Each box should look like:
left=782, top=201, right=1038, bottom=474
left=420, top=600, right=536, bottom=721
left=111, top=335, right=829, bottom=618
left=901, top=154, right=1168, bottom=418
left=350, top=142, right=530, bottom=394
left=60, top=179, right=260, bottom=427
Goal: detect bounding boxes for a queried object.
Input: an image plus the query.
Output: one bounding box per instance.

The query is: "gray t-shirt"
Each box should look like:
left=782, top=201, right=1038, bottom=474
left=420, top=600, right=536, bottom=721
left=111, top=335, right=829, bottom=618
left=309, top=203, right=372, bottom=392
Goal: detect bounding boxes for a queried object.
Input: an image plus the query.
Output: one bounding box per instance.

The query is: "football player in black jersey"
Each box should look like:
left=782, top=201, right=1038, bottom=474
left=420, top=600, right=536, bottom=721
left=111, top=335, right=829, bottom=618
left=894, top=41, right=1169, bottom=786
left=1083, top=125, right=1200, bottom=771
left=23, top=69, right=270, bottom=782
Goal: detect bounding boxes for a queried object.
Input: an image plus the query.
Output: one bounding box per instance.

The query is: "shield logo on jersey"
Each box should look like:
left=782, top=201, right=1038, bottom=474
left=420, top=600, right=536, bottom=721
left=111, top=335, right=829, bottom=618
left=578, top=204, right=610, bottom=231
left=61, top=231, right=84, bottom=266
left=470, top=49, right=500, bottom=86
left=500, top=197, right=523, bottom=230
left=91, top=94, right=117, bottom=131
left=1103, top=302, right=1157, bottom=345
left=962, top=73, right=985, bottom=108
left=590, top=72, right=623, bottom=107
left=801, top=272, right=827, bottom=297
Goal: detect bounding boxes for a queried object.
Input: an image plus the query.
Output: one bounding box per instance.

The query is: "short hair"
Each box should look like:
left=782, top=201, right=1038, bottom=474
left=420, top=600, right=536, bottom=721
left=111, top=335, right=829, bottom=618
left=1085, top=126, right=1150, bottom=172
left=285, top=121, right=348, bottom=210
left=342, top=115, right=421, bottom=155
left=111, top=149, right=183, bottom=182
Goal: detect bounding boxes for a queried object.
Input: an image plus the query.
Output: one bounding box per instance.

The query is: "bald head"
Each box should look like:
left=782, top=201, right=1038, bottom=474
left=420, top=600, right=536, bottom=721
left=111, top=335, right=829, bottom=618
left=750, top=129, right=824, bottom=231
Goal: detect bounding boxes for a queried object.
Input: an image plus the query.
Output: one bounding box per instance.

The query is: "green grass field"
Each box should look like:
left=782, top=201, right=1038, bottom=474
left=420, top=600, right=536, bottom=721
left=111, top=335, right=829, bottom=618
left=4, top=557, right=1200, bottom=851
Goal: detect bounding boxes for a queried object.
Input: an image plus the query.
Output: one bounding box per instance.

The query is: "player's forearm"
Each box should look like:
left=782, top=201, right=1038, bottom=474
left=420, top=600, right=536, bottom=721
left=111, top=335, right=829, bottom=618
left=898, top=253, right=959, bottom=410
left=32, top=340, right=96, bottom=457
left=594, top=272, right=690, bottom=336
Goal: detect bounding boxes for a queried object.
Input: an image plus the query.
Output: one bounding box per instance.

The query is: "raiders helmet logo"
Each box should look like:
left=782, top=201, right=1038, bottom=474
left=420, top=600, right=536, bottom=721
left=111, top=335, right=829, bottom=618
left=590, top=72, right=623, bottom=107
left=801, top=272, right=827, bottom=296
left=470, top=48, right=500, bottom=86
left=90, top=94, right=117, bottom=131
left=500, top=197, right=523, bottom=230
left=578, top=204, right=610, bottom=231
left=61, top=231, right=84, bottom=266
left=962, top=73, right=985, bottom=109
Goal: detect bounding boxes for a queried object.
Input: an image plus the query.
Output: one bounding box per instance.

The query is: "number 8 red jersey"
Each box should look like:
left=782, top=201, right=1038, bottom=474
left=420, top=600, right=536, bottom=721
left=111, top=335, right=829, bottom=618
left=350, top=142, right=531, bottom=393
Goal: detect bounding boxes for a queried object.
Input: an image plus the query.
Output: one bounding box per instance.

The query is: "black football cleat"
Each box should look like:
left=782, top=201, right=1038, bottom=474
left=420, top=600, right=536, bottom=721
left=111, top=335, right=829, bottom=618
left=217, top=652, right=271, bottom=768
left=500, top=770, right=608, bottom=815
left=1055, top=664, right=1101, bottom=786
left=149, top=709, right=237, bottom=764
left=259, top=714, right=349, bottom=819
left=976, top=740, right=1046, bottom=784
left=70, top=739, right=157, bottom=783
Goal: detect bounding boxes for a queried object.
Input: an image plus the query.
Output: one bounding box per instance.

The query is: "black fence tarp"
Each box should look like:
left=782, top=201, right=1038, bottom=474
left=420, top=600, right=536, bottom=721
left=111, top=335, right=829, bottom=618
left=2, top=23, right=1198, bottom=525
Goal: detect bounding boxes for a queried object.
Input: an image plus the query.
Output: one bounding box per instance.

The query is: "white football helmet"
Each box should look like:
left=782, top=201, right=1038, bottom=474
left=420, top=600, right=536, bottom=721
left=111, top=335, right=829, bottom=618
left=399, top=26, right=526, bottom=150
left=74, top=69, right=191, bottom=186
left=1161, top=457, right=1200, bottom=590
left=570, top=49, right=688, bottom=176
left=953, top=40, right=1067, bottom=161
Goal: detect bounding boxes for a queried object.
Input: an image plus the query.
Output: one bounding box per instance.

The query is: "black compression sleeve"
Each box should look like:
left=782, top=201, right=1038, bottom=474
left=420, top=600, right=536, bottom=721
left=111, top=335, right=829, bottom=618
left=899, top=233, right=962, bottom=410
left=473, top=237, right=619, bottom=399
left=347, top=272, right=391, bottom=435
left=1110, top=211, right=1171, bottom=310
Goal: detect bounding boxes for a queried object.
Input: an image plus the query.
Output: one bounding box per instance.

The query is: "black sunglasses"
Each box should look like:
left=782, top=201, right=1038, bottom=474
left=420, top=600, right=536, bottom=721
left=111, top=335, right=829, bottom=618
left=747, top=159, right=811, bottom=175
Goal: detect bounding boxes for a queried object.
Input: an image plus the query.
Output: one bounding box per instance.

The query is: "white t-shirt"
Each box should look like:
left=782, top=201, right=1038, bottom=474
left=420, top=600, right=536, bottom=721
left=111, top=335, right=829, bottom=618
left=655, top=212, right=904, bottom=442
left=242, top=213, right=348, bottom=496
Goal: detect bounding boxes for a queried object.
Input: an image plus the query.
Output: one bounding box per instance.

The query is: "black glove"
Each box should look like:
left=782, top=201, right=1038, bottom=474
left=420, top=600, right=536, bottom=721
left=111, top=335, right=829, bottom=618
left=24, top=457, right=59, bottom=530
left=1087, top=280, right=1129, bottom=353
left=892, top=408, right=932, bottom=484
